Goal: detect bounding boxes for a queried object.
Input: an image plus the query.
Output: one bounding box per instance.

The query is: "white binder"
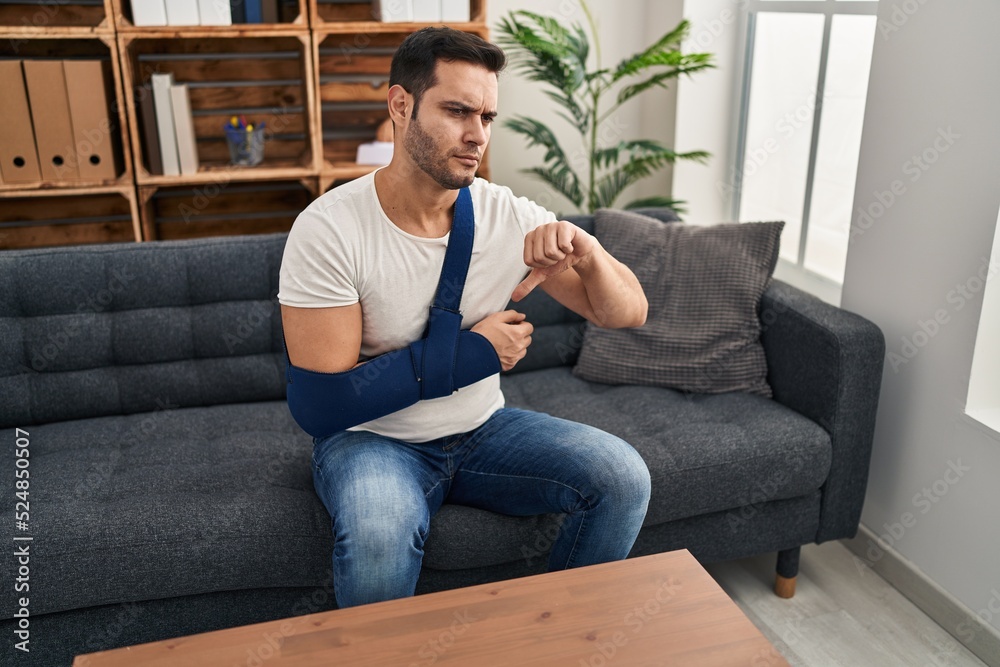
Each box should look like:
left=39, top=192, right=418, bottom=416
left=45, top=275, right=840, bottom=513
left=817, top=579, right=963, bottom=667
left=165, top=0, right=201, bottom=25
left=441, top=0, right=470, bottom=22
left=411, top=0, right=440, bottom=22
left=151, top=73, right=180, bottom=176
left=371, top=0, right=413, bottom=22
left=198, top=0, right=233, bottom=25
left=131, top=0, right=167, bottom=26
left=170, top=84, right=200, bottom=175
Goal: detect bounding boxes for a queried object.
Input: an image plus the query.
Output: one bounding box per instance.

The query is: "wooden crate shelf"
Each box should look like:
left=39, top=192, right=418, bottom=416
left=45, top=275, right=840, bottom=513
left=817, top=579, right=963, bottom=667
left=0, top=34, right=134, bottom=192
left=0, top=0, right=115, bottom=35
left=315, top=27, right=399, bottom=173
left=0, top=185, right=140, bottom=250
left=318, top=163, right=379, bottom=193
left=120, top=32, right=318, bottom=184
left=313, top=21, right=487, bottom=35
left=312, top=0, right=484, bottom=25
left=313, top=24, right=488, bottom=173
left=110, top=0, right=307, bottom=32
left=138, top=178, right=317, bottom=241
left=1, top=0, right=491, bottom=250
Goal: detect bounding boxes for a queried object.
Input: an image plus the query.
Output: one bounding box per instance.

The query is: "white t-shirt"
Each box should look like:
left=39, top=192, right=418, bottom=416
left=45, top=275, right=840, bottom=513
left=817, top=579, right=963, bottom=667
left=277, top=169, right=556, bottom=442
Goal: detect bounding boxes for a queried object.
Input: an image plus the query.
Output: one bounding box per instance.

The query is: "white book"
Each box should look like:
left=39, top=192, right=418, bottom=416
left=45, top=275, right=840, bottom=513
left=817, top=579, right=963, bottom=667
left=440, top=0, right=469, bottom=22
left=169, top=84, right=200, bottom=175
left=371, top=0, right=413, bottom=23
left=150, top=73, right=180, bottom=176
left=197, top=0, right=232, bottom=25
left=411, top=0, right=439, bottom=22
left=131, top=0, right=167, bottom=26
left=356, top=141, right=393, bottom=166
left=165, top=0, right=201, bottom=25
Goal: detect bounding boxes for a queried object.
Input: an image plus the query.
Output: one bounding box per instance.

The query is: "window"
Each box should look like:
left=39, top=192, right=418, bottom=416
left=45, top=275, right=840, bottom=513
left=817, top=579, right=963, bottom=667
left=966, top=207, right=1000, bottom=435
left=733, top=0, right=879, bottom=302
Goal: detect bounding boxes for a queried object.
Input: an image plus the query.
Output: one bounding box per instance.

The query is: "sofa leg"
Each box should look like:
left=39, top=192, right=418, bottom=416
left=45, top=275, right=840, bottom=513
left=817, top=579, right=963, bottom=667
left=774, top=546, right=800, bottom=599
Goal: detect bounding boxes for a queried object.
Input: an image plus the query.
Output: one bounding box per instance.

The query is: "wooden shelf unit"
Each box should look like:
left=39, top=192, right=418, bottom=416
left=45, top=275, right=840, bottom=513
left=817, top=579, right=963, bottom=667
left=0, top=185, right=141, bottom=249
left=312, top=21, right=490, bottom=191
left=1, top=0, right=490, bottom=249
left=0, top=27, right=137, bottom=249
left=137, top=177, right=317, bottom=241
left=0, top=33, right=134, bottom=194
left=119, top=31, right=318, bottom=183
left=0, top=0, right=115, bottom=35
left=311, top=0, right=485, bottom=26
left=109, top=0, right=308, bottom=31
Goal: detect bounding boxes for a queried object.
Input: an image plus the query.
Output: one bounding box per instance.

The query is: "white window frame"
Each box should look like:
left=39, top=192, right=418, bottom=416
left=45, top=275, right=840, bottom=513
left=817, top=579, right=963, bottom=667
left=964, top=206, right=1000, bottom=437
left=732, top=0, right=879, bottom=305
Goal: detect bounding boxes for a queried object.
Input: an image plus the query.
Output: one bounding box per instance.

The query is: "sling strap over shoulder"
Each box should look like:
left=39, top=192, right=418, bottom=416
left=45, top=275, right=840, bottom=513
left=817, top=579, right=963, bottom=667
left=282, top=187, right=501, bottom=440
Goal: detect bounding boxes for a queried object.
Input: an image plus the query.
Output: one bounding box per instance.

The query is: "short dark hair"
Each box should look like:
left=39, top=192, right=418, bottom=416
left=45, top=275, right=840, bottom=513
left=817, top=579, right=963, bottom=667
left=389, top=27, right=506, bottom=118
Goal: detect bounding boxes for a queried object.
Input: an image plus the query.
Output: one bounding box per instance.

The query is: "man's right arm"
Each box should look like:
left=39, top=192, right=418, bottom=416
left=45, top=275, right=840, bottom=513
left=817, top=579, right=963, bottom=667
left=280, top=303, right=363, bottom=373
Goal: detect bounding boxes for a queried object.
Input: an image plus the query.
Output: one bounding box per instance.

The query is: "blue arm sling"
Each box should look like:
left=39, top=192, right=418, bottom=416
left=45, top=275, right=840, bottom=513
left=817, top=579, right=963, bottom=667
left=282, top=187, right=501, bottom=439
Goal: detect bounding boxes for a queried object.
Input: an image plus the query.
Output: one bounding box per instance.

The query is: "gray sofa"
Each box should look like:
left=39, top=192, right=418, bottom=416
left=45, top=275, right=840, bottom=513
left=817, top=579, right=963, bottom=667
left=0, top=209, right=885, bottom=666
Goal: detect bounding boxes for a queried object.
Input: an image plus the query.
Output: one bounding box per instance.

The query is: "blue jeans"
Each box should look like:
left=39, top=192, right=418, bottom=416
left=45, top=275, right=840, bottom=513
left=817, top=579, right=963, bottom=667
left=311, top=407, right=651, bottom=609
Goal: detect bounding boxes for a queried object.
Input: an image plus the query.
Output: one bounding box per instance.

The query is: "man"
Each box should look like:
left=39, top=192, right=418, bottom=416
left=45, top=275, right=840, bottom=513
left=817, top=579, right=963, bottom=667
left=277, top=27, right=651, bottom=609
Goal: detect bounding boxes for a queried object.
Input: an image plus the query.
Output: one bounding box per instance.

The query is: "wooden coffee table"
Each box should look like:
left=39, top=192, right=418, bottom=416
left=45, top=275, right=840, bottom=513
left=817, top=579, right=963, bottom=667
left=74, top=549, right=789, bottom=666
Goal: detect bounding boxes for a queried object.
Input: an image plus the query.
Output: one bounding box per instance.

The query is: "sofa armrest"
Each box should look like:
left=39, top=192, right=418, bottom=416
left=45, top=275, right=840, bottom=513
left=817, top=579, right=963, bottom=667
left=759, top=280, right=886, bottom=543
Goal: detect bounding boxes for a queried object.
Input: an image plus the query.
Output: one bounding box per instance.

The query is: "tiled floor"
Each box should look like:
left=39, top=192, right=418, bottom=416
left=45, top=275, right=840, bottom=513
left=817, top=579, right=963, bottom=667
left=704, top=540, right=990, bottom=666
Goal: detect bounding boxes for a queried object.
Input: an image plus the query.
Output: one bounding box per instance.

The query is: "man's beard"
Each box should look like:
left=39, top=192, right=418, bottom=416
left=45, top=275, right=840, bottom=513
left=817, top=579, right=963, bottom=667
left=403, top=114, right=477, bottom=190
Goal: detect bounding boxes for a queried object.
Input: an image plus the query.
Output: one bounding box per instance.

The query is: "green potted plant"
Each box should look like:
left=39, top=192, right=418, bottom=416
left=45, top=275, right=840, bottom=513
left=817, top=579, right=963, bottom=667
left=496, top=2, right=714, bottom=214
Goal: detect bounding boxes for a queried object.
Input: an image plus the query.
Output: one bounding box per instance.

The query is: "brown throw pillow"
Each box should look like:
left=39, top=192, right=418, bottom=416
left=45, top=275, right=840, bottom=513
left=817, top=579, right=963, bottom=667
left=572, top=209, right=784, bottom=396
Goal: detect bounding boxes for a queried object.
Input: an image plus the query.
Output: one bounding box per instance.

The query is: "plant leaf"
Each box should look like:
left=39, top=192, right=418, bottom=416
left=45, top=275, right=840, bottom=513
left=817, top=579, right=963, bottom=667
left=612, top=20, right=691, bottom=82
left=503, top=116, right=572, bottom=166
left=594, top=141, right=709, bottom=169
left=592, top=170, right=633, bottom=210
left=591, top=146, right=685, bottom=209
left=616, top=55, right=715, bottom=106
left=623, top=195, right=688, bottom=216
left=543, top=90, right=588, bottom=131
left=495, top=10, right=714, bottom=213
left=496, top=11, right=591, bottom=129
left=521, top=166, right=584, bottom=209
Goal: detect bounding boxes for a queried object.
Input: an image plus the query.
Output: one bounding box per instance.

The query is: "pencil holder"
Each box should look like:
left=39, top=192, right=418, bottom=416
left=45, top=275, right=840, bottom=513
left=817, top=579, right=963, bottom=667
left=224, top=123, right=266, bottom=166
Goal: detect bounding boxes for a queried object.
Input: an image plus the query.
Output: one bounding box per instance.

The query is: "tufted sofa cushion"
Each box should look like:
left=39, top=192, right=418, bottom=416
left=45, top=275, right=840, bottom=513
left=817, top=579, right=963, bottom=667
left=0, top=235, right=288, bottom=428
left=0, top=369, right=830, bottom=617
left=0, top=208, right=680, bottom=428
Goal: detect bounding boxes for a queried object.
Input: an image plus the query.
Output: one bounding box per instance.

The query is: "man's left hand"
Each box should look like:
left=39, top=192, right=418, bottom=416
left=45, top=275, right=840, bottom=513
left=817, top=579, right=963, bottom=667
left=511, top=221, right=598, bottom=302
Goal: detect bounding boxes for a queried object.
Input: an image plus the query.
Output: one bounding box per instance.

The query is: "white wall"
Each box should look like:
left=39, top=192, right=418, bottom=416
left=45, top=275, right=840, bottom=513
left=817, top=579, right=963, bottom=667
left=487, top=0, right=684, bottom=217
left=671, top=0, right=746, bottom=225
left=841, top=0, right=1000, bottom=637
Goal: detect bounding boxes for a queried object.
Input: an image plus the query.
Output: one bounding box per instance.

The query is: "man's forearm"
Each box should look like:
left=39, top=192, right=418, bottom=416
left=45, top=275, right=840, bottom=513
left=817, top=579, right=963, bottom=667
left=574, top=244, right=648, bottom=328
